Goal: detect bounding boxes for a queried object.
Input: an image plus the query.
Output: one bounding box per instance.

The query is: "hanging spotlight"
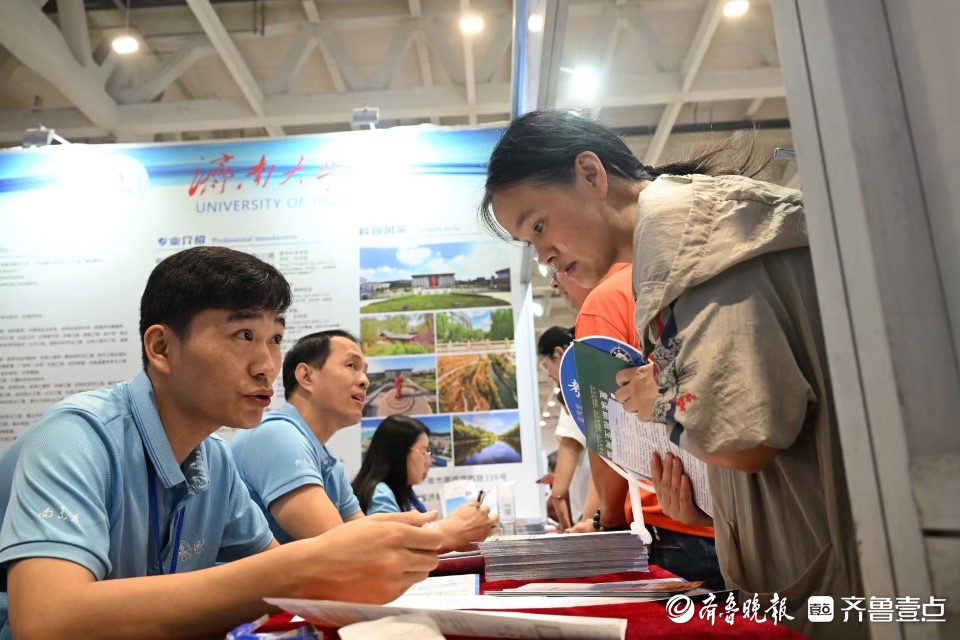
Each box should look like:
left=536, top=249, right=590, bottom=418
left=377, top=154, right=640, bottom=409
left=112, top=35, right=139, bottom=55
left=723, top=1, right=750, bottom=17
left=459, top=15, right=484, bottom=35
left=352, top=106, right=380, bottom=130
left=111, top=0, right=139, bottom=54
left=22, top=126, right=71, bottom=147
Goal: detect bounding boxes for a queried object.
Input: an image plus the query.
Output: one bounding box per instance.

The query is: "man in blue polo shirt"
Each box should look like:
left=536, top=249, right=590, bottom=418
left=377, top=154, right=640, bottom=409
left=0, top=247, right=442, bottom=639
left=230, top=331, right=496, bottom=548
left=230, top=330, right=368, bottom=542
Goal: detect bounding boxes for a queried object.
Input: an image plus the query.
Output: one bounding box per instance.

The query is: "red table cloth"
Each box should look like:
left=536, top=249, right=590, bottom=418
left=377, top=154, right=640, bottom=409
left=255, top=563, right=808, bottom=639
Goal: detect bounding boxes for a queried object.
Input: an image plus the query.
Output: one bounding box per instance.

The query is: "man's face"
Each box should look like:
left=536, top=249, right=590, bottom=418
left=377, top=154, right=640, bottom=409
left=164, top=308, right=285, bottom=430
left=308, top=336, right=369, bottom=430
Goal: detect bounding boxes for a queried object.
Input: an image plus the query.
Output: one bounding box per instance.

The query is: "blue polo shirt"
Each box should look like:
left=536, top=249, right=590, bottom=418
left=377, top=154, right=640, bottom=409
left=367, top=483, right=428, bottom=515
left=0, top=372, right=273, bottom=637
left=229, top=403, right=362, bottom=544
left=368, top=482, right=402, bottom=514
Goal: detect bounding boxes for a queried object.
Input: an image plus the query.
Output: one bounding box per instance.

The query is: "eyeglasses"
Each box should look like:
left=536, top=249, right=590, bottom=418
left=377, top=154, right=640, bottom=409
left=411, top=446, right=434, bottom=458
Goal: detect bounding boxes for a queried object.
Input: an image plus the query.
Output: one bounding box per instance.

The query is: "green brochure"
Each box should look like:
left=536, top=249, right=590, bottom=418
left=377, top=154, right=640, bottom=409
left=572, top=341, right=714, bottom=516
left=573, top=340, right=635, bottom=462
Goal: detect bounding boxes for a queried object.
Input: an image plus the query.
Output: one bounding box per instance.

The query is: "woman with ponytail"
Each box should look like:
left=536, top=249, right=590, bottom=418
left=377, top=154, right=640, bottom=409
left=479, top=110, right=862, bottom=640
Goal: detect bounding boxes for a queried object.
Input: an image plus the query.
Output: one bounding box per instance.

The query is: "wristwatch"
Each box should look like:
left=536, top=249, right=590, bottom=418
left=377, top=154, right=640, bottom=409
left=592, top=509, right=630, bottom=532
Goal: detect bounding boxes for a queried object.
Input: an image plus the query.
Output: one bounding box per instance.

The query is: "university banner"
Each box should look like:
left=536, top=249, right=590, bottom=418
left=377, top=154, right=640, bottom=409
left=0, top=126, right=543, bottom=517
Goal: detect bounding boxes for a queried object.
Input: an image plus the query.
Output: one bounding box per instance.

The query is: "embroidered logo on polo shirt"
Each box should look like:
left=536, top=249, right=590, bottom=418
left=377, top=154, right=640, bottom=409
left=37, top=505, right=80, bottom=524
left=178, top=539, right=205, bottom=562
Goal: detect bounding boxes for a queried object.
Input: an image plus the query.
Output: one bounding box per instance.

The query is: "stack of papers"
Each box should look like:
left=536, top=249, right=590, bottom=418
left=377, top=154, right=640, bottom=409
left=266, top=598, right=627, bottom=640
left=487, top=578, right=702, bottom=598
left=399, top=574, right=480, bottom=598
left=478, top=531, right=648, bottom=581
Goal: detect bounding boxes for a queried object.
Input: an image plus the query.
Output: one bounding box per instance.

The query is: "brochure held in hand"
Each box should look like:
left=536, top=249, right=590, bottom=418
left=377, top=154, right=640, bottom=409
left=559, top=336, right=712, bottom=518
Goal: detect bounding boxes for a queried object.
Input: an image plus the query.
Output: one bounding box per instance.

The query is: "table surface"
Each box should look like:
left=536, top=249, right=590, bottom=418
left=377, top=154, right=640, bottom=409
left=470, top=566, right=809, bottom=640
left=254, top=561, right=809, bottom=640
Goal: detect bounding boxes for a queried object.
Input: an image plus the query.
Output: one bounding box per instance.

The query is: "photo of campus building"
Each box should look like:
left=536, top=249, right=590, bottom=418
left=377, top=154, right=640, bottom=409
left=359, top=241, right=511, bottom=314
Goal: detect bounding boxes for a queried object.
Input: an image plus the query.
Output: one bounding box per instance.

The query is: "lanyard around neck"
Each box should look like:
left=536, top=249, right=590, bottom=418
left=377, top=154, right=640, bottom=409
left=146, top=460, right=186, bottom=575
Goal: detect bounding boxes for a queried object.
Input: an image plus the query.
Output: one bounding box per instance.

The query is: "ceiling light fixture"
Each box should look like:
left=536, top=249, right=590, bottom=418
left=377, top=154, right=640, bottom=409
left=723, top=1, right=750, bottom=17
left=111, top=0, right=139, bottom=55
left=542, top=411, right=550, bottom=418
left=22, top=126, right=71, bottom=147
left=460, top=15, right=484, bottom=34
left=528, top=14, right=545, bottom=33
left=352, top=105, right=379, bottom=130
left=568, top=66, right=600, bottom=101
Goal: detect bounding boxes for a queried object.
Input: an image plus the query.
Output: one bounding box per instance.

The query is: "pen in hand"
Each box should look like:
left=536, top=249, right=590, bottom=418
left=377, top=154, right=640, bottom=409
left=476, top=490, right=486, bottom=506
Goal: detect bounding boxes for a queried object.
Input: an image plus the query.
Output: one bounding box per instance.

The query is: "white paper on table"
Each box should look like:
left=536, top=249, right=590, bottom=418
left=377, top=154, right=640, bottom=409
left=606, top=401, right=713, bottom=517
left=265, top=598, right=627, bottom=640
left=389, top=594, right=645, bottom=609
left=395, top=574, right=479, bottom=598
left=337, top=614, right=444, bottom=640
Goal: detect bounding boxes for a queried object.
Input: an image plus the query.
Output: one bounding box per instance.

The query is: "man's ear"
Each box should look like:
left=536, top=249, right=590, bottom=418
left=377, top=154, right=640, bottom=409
left=574, top=151, right=608, bottom=199
left=143, top=325, right=174, bottom=375
left=294, top=362, right=314, bottom=393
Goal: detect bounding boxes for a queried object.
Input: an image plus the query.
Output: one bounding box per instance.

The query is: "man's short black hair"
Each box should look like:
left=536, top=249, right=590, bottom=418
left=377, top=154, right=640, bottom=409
left=537, top=326, right=574, bottom=357
left=282, top=329, right=360, bottom=399
left=139, top=246, right=292, bottom=369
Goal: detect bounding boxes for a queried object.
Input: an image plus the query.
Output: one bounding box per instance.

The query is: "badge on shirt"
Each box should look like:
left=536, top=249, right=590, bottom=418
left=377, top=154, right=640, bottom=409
left=559, top=335, right=645, bottom=436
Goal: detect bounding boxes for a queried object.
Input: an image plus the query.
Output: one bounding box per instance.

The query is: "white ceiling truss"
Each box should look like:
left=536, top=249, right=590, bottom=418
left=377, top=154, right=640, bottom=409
left=0, top=0, right=791, bottom=147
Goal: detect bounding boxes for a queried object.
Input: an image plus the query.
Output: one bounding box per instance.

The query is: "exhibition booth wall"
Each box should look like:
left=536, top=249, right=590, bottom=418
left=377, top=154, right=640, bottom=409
left=0, top=125, right=544, bottom=517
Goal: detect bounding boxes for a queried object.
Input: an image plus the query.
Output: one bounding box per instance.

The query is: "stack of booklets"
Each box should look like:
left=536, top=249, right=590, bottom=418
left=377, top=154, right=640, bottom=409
left=487, top=578, right=704, bottom=598
left=478, top=531, right=648, bottom=581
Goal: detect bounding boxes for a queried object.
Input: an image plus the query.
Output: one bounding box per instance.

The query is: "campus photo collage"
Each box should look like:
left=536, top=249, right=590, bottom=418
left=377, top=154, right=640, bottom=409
left=358, top=241, right=523, bottom=467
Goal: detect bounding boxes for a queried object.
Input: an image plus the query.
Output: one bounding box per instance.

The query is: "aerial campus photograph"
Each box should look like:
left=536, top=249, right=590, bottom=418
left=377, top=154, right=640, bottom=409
left=359, top=241, right=511, bottom=314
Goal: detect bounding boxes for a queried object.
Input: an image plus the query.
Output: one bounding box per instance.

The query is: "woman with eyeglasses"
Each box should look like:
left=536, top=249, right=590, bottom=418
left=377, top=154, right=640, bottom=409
left=352, top=414, right=499, bottom=550
left=478, top=109, right=863, bottom=639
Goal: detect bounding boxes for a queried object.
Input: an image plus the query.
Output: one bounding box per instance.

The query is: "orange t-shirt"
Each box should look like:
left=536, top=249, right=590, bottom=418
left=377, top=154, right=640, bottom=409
left=576, top=263, right=637, bottom=346
left=576, top=263, right=715, bottom=538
